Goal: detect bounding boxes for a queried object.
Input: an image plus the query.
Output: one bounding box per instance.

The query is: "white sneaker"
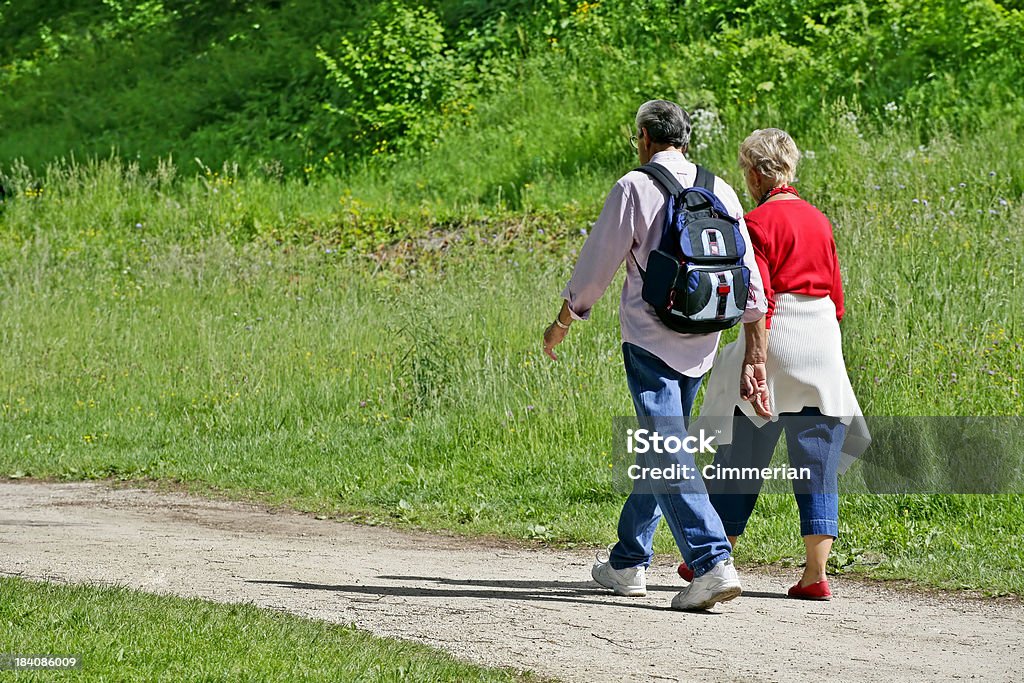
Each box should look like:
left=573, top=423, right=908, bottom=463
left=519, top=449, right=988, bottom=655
left=670, top=557, right=742, bottom=611
left=591, top=548, right=647, bottom=597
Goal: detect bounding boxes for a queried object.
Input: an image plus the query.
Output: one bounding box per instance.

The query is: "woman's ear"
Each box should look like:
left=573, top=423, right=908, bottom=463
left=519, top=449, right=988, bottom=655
left=743, top=167, right=759, bottom=198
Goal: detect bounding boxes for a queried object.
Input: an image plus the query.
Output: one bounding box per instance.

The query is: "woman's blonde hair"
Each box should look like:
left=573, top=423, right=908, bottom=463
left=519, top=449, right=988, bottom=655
left=738, top=128, right=801, bottom=185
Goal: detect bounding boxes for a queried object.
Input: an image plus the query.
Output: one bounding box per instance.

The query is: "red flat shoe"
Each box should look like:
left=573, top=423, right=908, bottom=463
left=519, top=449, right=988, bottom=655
left=788, top=579, right=832, bottom=600
left=677, top=561, right=694, bottom=582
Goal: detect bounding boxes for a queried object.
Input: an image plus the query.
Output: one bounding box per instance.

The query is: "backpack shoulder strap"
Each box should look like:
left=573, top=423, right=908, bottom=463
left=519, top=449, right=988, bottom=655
left=694, top=164, right=715, bottom=190
left=629, top=163, right=682, bottom=282
left=634, top=162, right=685, bottom=197
left=638, top=162, right=716, bottom=193
left=628, top=162, right=716, bottom=280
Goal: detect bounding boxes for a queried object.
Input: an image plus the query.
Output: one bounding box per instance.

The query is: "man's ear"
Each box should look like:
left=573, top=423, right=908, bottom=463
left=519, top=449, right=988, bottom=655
left=681, top=144, right=689, bottom=155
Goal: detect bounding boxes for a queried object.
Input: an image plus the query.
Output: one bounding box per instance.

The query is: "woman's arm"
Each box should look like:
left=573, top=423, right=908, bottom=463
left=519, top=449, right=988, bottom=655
left=830, top=236, right=845, bottom=322
left=740, top=213, right=771, bottom=416
left=746, top=214, right=775, bottom=326
left=741, top=317, right=772, bottom=418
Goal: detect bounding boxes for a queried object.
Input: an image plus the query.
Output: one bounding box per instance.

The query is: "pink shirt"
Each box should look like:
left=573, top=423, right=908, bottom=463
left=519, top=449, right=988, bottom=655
left=561, top=150, right=767, bottom=377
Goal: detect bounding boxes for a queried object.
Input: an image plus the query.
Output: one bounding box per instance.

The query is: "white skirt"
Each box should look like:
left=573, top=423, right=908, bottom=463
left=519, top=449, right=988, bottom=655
left=692, top=293, right=870, bottom=470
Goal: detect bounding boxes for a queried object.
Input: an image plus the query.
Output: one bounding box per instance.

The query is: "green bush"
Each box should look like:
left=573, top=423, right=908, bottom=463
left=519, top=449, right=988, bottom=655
left=318, top=2, right=451, bottom=157
left=1, top=0, right=1023, bottom=178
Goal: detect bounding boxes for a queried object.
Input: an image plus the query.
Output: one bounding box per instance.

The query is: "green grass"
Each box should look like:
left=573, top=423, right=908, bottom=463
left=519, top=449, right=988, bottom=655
left=0, top=577, right=534, bottom=682
left=1, top=112, right=1022, bottom=596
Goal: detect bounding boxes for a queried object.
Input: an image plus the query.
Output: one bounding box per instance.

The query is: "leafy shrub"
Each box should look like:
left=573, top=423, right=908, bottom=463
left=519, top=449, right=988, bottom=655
left=318, top=2, right=452, bottom=157
left=1, top=0, right=1023, bottom=172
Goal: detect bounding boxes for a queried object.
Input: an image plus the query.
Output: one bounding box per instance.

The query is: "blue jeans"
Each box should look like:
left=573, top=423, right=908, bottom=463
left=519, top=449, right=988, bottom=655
left=708, top=407, right=845, bottom=538
left=609, top=343, right=732, bottom=578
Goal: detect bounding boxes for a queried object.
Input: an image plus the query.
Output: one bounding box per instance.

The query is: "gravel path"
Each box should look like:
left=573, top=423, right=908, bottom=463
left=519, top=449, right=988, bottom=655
left=1, top=481, right=1021, bottom=682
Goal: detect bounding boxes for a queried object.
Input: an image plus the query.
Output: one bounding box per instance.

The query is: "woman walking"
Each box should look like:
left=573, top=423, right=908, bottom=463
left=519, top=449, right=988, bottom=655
left=688, top=128, right=867, bottom=600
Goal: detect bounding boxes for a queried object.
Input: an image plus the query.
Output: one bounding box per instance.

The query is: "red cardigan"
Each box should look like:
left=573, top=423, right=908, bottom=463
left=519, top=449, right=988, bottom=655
left=744, top=198, right=844, bottom=329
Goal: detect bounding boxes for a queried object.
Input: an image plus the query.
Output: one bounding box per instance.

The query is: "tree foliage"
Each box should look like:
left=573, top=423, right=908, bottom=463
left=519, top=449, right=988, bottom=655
left=0, top=0, right=1022, bottom=172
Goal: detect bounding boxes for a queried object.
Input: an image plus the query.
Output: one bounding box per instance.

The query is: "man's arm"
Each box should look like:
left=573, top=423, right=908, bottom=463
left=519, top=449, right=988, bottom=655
left=544, top=180, right=635, bottom=360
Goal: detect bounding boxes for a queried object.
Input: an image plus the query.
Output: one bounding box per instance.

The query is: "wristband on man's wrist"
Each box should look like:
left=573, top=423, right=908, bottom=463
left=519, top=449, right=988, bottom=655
left=554, top=317, right=570, bottom=330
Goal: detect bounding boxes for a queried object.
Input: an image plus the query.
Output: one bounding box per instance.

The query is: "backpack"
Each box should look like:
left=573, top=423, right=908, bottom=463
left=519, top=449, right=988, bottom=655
left=631, top=163, right=751, bottom=334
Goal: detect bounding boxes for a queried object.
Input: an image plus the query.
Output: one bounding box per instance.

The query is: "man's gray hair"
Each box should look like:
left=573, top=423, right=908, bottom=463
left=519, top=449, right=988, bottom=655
left=635, top=100, right=691, bottom=149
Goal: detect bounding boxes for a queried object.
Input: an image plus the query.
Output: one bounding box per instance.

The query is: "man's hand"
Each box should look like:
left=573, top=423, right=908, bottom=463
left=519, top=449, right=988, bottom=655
left=740, top=362, right=772, bottom=418
left=544, top=302, right=575, bottom=360
left=543, top=321, right=569, bottom=360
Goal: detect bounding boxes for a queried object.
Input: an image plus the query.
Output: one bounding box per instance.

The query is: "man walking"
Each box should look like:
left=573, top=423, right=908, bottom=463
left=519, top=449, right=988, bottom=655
left=543, top=100, right=770, bottom=610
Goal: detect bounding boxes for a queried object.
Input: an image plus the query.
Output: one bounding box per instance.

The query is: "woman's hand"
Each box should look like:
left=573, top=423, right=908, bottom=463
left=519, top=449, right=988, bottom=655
left=741, top=318, right=771, bottom=417
left=543, top=321, right=569, bottom=360
left=741, top=362, right=772, bottom=418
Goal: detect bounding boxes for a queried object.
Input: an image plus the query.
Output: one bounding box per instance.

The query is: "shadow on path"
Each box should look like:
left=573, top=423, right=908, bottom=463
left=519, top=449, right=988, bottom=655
left=248, top=576, right=788, bottom=612
left=381, top=575, right=787, bottom=599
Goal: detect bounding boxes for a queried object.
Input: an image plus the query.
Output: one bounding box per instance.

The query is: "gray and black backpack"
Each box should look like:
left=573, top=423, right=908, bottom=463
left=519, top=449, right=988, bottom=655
left=632, top=163, right=752, bottom=334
